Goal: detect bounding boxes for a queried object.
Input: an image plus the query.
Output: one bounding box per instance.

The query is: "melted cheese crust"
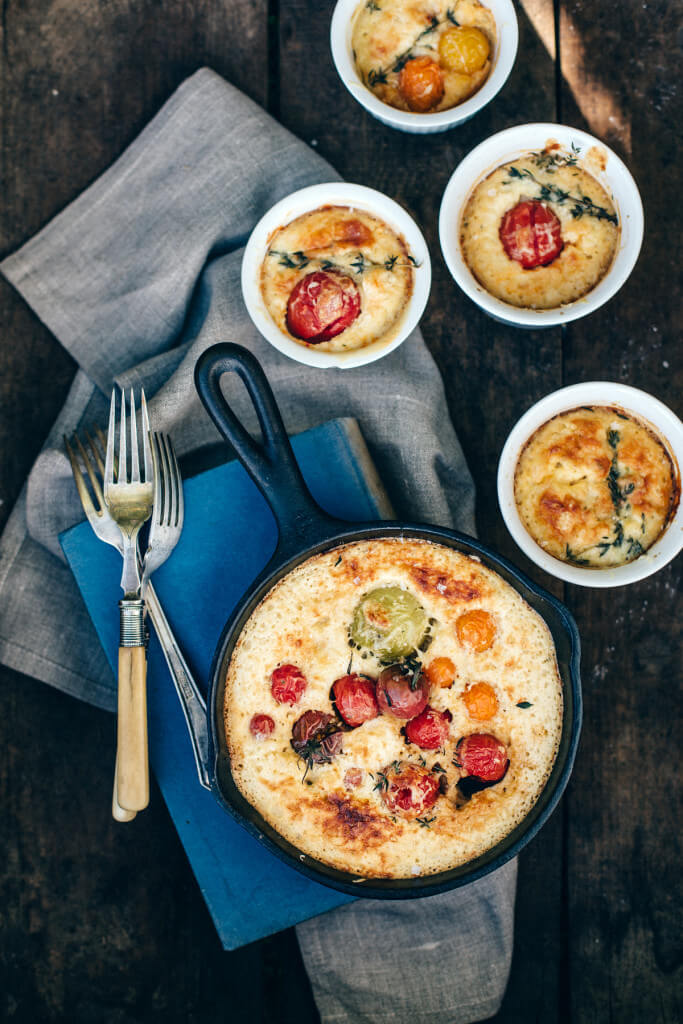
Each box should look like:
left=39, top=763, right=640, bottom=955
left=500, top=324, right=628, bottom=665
left=515, top=406, right=679, bottom=567
left=225, top=538, right=563, bottom=879
left=352, top=0, right=496, bottom=113
left=260, top=206, right=413, bottom=353
left=460, top=151, right=619, bottom=308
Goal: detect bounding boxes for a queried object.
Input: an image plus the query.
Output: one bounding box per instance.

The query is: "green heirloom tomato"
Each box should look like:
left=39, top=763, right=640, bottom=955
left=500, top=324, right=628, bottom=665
left=349, top=586, right=428, bottom=661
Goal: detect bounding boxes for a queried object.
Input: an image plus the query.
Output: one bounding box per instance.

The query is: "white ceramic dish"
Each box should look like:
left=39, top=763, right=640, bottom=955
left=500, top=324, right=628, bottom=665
left=497, top=382, right=683, bottom=587
left=330, top=0, right=518, bottom=134
left=439, top=123, right=644, bottom=326
left=241, top=182, right=431, bottom=369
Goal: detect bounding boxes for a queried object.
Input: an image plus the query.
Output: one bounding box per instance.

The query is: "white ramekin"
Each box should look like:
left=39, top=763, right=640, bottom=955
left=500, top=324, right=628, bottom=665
left=330, top=0, right=518, bottom=134
left=439, top=123, right=644, bottom=326
left=241, top=182, right=432, bottom=369
left=497, top=382, right=683, bottom=587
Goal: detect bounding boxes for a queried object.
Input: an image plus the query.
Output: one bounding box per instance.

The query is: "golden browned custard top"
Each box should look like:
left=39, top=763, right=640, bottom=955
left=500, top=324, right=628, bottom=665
left=514, top=406, right=679, bottom=567
left=224, top=538, right=563, bottom=879
left=460, top=146, right=619, bottom=309
left=353, top=0, right=496, bottom=114
left=260, top=205, right=414, bottom=353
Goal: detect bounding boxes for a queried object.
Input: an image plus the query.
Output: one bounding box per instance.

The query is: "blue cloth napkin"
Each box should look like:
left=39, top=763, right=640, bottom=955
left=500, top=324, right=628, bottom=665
left=59, top=419, right=390, bottom=949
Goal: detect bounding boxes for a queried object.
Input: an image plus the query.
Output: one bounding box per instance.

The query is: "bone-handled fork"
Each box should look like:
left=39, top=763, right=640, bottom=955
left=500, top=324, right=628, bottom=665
left=104, top=389, right=154, bottom=812
left=65, top=426, right=211, bottom=819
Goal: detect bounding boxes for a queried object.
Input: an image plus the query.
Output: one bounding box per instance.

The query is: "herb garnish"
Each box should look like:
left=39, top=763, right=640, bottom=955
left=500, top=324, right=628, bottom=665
left=565, top=544, right=590, bottom=566
left=416, top=815, right=436, bottom=828
left=516, top=701, right=533, bottom=709
left=372, top=771, right=389, bottom=792
left=366, top=13, right=447, bottom=85
left=268, top=248, right=418, bottom=276
left=503, top=165, right=618, bottom=224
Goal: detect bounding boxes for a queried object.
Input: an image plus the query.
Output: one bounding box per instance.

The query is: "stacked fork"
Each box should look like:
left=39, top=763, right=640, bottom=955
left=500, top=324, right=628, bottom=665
left=65, top=388, right=190, bottom=820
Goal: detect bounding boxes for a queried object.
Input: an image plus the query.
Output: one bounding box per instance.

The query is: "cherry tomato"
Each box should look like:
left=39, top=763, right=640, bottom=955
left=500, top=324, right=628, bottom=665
left=286, top=270, right=360, bottom=342
left=462, top=682, right=498, bottom=721
left=398, top=57, right=444, bottom=112
left=270, top=664, right=307, bottom=705
left=424, top=656, right=456, bottom=689
left=344, top=767, right=364, bottom=789
left=455, top=609, right=497, bottom=652
left=404, top=706, right=452, bottom=750
left=332, top=674, right=379, bottom=727
left=249, top=713, right=275, bottom=739
left=291, top=710, right=344, bottom=763
left=378, top=761, right=440, bottom=818
left=499, top=200, right=564, bottom=269
left=438, top=26, right=490, bottom=74
left=455, top=733, right=509, bottom=782
left=376, top=664, right=430, bottom=720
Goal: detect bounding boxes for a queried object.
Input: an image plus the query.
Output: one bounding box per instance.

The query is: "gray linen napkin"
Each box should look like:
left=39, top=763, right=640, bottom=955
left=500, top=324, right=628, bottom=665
left=0, top=68, right=515, bottom=1024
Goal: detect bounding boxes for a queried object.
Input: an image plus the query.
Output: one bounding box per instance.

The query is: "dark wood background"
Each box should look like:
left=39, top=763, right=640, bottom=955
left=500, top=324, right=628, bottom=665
left=1, top=1, right=680, bottom=1021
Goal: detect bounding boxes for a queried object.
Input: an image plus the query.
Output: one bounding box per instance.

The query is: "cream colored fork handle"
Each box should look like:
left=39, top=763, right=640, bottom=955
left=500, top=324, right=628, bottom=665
left=116, top=645, right=149, bottom=811
left=112, top=753, right=136, bottom=822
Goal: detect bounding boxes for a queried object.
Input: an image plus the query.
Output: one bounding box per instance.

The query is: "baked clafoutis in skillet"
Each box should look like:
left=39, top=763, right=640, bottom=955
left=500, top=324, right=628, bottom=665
left=193, top=343, right=582, bottom=896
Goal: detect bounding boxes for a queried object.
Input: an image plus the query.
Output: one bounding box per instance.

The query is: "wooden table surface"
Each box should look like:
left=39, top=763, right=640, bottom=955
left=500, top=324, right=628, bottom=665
left=1, top=2, right=680, bottom=1021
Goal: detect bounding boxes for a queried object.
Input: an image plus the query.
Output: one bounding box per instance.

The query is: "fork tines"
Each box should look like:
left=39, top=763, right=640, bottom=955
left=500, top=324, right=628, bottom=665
left=104, top=388, right=152, bottom=487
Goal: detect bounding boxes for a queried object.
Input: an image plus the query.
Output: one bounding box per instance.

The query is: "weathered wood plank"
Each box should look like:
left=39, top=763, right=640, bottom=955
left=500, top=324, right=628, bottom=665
left=0, top=2, right=273, bottom=1021
left=558, top=1, right=683, bottom=1021
left=277, top=3, right=564, bottom=1022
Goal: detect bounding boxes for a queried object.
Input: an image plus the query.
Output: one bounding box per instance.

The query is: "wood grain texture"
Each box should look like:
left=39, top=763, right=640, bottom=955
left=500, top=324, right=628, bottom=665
left=0, top=0, right=681, bottom=1020
left=557, top=2, right=682, bottom=1021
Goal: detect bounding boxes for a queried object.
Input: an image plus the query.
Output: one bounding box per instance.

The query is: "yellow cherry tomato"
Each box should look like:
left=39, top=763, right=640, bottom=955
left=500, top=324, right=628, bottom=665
left=455, top=609, right=496, bottom=652
left=463, top=682, right=499, bottom=721
left=424, top=656, right=457, bottom=689
left=438, top=26, right=490, bottom=75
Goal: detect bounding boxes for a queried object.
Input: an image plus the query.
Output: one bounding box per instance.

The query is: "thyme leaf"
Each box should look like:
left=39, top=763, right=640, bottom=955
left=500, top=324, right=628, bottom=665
left=416, top=815, right=436, bottom=828
left=565, top=544, right=590, bottom=566
left=503, top=165, right=618, bottom=224
left=516, top=701, right=533, bottom=709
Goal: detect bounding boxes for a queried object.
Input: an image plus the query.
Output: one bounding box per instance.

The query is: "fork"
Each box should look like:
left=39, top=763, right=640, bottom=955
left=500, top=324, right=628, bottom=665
left=65, top=426, right=211, bottom=815
left=104, top=389, right=154, bottom=812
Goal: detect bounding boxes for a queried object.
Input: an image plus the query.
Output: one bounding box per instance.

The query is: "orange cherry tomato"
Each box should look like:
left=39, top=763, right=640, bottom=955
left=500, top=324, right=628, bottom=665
left=455, top=609, right=496, bottom=652
left=462, top=682, right=499, bottom=721
left=424, top=656, right=457, bottom=689
left=438, top=26, right=490, bottom=74
left=398, top=57, right=444, bottom=112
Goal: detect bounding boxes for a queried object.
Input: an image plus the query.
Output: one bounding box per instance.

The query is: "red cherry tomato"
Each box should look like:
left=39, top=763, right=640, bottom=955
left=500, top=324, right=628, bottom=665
left=270, top=664, right=307, bottom=705
left=499, top=200, right=563, bottom=269
left=376, top=665, right=430, bottom=720
left=291, top=710, right=344, bottom=763
left=286, top=270, right=361, bottom=343
left=379, top=762, right=440, bottom=818
left=249, top=713, right=275, bottom=739
left=404, top=706, right=452, bottom=750
left=455, top=733, right=509, bottom=782
left=332, top=674, right=379, bottom=727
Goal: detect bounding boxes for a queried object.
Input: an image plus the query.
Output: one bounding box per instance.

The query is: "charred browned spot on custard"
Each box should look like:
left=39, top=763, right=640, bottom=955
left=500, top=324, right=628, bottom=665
left=337, top=557, right=373, bottom=586
left=407, top=565, right=480, bottom=603
left=319, top=795, right=394, bottom=845
left=538, top=490, right=582, bottom=537
left=305, top=217, right=374, bottom=251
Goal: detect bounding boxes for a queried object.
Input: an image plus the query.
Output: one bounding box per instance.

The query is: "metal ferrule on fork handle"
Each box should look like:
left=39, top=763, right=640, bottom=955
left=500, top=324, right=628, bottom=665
left=118, top=598, right=146, bottom=647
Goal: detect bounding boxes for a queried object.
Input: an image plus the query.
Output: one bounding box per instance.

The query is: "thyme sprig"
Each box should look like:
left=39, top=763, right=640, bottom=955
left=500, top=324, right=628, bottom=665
left=416, top=815, right=437, bottom=828
left=366, top=12, right=456, bottom=86
left=530, top=143, right=580, bottom=173
left=503, top=166, right=618, bottom=225
left=267, top=248, right=418, bottom=276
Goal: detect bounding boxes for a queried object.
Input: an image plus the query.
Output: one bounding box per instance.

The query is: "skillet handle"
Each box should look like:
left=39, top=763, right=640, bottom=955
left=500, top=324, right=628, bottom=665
left=194, top=343, right=341, bottom=558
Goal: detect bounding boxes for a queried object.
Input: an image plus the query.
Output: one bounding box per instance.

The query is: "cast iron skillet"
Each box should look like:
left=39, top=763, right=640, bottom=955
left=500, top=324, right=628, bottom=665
left=194, top=342, right=582, bottom=899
